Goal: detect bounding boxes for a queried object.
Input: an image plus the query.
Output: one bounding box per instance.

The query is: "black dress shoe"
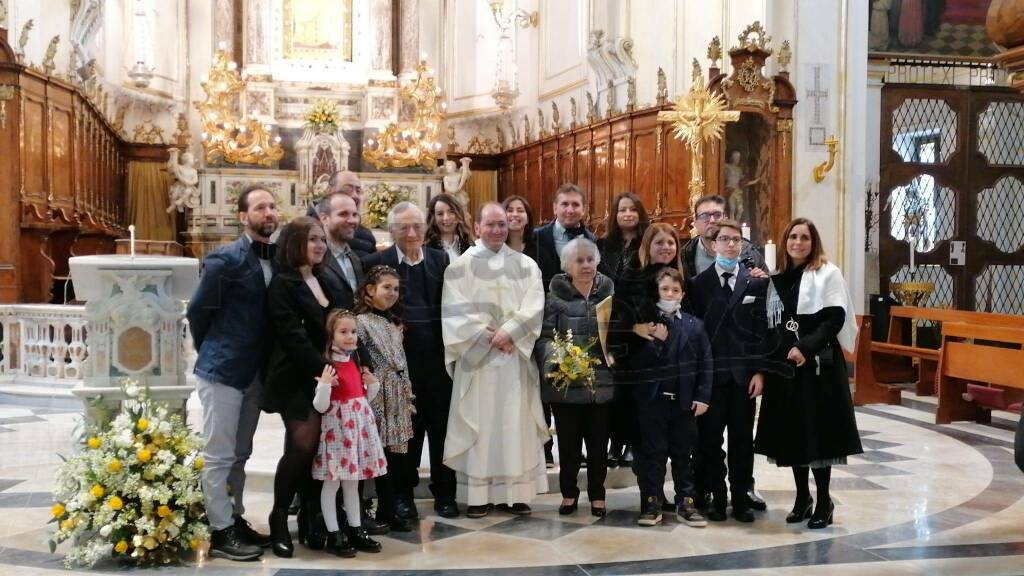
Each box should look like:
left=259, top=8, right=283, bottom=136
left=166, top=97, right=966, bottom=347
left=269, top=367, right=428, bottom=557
left=395, top=499, right=419, bottom=520
left=746, top=487, right=768, bottom=511
left=234, top=515, right=271, bottom=548
left=348, top=526, right=382, bottom=553
left=434, top=501, right=460, bottom=518
left=385, top=516, right=415, bottom=532
left=466, top=504, right=492, bottom=518
left=558, top=498, right=579, bottom=515
left=325, top=530, right=356, bottom=558
left=590, top=504, right=607, bottom=518
left=496, top=503, right=531, bottom=515
left=267, top=509, right=293, bottom=558
left=706, top=506, right=728, bottom=522
left=807, top=499, right=834, bottom=529
left=620, top=446, right=634, bottom=466
left=731, top=506, right=756, bottom=523
left=361, top=515, right=390, bottom=535
left=786, top=496, right=814, bottom=524
left=209, top=525, right=263, bottom=561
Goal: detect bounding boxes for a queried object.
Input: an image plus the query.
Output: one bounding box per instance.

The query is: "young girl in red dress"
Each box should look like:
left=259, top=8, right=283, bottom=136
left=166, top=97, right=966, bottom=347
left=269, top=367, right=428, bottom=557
left=312, top=309, right=388, bottom=557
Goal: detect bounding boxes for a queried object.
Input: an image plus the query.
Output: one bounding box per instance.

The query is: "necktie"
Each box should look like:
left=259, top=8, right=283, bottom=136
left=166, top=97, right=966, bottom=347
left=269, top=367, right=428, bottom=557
left=721, top=271, right=733, bottom=298
left=252, top=241, right=277, bottom=260
left=565, top=226, right=585, bottom=240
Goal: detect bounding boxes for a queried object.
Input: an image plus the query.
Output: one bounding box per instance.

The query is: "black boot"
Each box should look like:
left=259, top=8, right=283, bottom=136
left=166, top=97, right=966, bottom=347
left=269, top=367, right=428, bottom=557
left=297, top=499, right=327, bottom=551
left=325, top=531, right=356, bottom=558
left=268, top=509, right=293, bottom=558
left=348, top=526, right=382, bottom=553
left=209, top=525, right=263, bottom=561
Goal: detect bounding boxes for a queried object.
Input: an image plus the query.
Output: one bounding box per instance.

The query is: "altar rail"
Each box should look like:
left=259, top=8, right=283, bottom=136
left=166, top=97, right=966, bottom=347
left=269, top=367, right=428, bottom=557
left=0, top=304, right=196, bottom=407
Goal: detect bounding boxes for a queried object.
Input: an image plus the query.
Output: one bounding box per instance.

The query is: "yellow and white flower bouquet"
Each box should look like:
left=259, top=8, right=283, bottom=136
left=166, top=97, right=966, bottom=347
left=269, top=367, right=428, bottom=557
left=545, top=329, right=603, bottom=394
left=49, top=380, right=208, bottom=567
left=363, top=182, right=412, bottom=228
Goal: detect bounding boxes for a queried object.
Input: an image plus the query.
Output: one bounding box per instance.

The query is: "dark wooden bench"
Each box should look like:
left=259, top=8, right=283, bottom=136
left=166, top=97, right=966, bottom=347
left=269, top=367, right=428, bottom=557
left=851, top=315, right=902, bottom=406
left=871, top=307, right=1024, bottom=396
left=935, top=323, right=1024, bottom=425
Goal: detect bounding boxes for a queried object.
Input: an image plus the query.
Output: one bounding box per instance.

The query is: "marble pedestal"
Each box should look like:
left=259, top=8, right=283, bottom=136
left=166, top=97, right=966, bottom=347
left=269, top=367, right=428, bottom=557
left=68, top=255, right=199, bottom=424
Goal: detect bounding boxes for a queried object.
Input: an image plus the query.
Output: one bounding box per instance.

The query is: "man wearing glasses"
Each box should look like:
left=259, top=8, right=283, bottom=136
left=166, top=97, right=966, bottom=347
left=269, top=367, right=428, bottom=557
left=682, top=195, right=765, bottom=279
left=688, top=219, right=771, bottom=523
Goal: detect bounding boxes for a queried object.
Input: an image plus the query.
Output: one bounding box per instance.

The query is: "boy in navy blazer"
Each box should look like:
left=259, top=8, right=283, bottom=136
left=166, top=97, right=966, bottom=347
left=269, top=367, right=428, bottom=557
left=631, top=267, right=712, bottom=527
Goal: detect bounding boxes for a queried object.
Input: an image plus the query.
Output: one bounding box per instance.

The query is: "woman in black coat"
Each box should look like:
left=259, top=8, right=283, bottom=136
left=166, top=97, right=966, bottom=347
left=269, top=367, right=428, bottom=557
left=755, top=218, right=863, bottom=530
left=608, top=223, right=686, bottom=468
left=262, top=216, right=334, bottom=556
left=536, top=238, right=615, bottom=517
left=597, top=192, right=650, bottom=465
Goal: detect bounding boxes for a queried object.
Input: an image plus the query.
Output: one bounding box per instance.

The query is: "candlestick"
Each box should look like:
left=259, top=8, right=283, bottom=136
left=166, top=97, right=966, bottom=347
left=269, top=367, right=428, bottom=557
left=741, top=222, right=751, bottom=240
left=908, top=234, right=915, bottom=275
left=764, top=240, right=776, bottom=272
left=129, top=225, right=136, bottom=259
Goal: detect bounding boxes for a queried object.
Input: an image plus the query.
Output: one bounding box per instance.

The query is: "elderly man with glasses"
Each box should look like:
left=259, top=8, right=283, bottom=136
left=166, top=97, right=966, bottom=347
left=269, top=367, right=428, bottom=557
left=362, top=202, right=460, bottom=520
left=681, top=195, right=766, bottom=279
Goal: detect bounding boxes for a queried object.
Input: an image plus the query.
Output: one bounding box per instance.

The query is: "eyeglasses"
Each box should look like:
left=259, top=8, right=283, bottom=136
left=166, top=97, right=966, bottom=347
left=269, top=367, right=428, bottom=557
left=696, top=211, right=725, bottom=222
left=715, top=235, right=743, bottom=245
left=392, top=223, right=426, bottom=234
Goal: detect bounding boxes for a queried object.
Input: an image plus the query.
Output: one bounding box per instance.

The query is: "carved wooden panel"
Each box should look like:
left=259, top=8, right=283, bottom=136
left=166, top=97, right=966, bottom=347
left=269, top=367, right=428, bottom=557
left=22, top=95, right=46, bottom=202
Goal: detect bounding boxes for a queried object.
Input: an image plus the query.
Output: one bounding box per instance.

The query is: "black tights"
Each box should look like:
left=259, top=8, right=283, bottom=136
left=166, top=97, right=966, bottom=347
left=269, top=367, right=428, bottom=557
left=273, top=411, right=322, bottom=511
left=792, top=465, right=832, bottom=505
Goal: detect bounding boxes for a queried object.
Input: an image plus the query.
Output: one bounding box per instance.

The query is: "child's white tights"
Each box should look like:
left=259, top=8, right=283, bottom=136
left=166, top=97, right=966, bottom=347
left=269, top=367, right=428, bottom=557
left=320, top=479, right=361, bottom=532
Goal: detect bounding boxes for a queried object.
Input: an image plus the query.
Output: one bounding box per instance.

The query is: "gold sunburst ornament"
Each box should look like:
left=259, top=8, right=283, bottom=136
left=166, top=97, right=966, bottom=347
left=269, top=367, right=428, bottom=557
left=657, top=59, right=740, bottom=212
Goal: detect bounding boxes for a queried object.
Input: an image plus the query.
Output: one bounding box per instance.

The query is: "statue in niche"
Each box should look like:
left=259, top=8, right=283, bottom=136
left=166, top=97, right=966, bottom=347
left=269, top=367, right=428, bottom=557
left=723, top=149, right=760, bottom=224
left=167, top=148, right=200, bottom=213
left=440, top=157, right=472, bottom=209
left=569, top=97, right=578, bottom=128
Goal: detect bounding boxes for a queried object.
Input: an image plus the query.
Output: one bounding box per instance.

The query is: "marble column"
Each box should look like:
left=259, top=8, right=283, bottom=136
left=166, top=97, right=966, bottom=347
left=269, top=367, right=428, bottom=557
left=245, top=0, right=267, bottom=66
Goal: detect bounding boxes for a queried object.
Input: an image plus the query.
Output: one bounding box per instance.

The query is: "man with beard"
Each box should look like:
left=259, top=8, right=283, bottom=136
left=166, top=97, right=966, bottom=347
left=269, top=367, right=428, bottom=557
left=187, top=186, right=278, bottom=560
left=328, top=171, right=378, bottom=257
left=317, top=191, right=365, bottom=309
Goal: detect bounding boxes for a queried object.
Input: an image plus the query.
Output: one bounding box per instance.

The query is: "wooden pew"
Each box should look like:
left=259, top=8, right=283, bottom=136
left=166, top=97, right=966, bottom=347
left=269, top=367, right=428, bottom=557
left=851, top=315, right=902, bottom=406
left=935, top=323, right=1024, bottom=425
left=871, top=307, right=1024, bottom=396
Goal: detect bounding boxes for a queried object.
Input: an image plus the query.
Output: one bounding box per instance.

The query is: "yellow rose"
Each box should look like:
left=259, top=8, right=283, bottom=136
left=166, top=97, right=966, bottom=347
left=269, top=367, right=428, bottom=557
left=90, top=484, right=105, bottom=498
left=157, top=505, right=172, bottom=518
left=106, top=459, right=123, bottom=473
left=114, top=540, right=129, bottom=554
left=193, top=457, right=204, bottom=470
left=51, top=503, right=66, bottom=518
left=137, top=448, right=152, bottom=463
left=136, top=418, right=149, bottom=432
left=107, top=496, right=123, bottom=510
left=60, top=519, right=75, bottom=531
left=87, top=437, right=101, bottom=449
left=189, top=537, right=201, bottom=550
left=143, top=536, right=158, bottom=550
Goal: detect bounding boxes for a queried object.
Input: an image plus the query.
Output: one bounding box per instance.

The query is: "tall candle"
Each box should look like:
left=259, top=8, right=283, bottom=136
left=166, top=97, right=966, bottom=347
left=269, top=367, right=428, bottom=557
left=741, top=222, right=751, bottom=240
left=764, top=240, right=776, bottom=272
left=129, top=225, right=136, bottom=259
left=908, top=234, right=915, bottom=275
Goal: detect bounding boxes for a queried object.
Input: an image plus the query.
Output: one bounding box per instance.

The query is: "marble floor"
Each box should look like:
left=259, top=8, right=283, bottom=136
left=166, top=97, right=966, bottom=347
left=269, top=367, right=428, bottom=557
left=1, top=390, right=1022, bottom=576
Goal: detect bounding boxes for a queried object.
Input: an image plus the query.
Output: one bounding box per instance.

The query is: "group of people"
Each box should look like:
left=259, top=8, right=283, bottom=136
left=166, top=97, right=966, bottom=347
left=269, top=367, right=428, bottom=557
left=186, top=171, right=863, bottom=563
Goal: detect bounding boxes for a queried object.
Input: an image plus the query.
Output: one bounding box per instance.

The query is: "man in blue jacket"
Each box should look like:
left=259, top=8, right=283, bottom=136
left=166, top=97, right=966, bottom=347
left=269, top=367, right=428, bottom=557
left=187, top=186, right=279, bottom=561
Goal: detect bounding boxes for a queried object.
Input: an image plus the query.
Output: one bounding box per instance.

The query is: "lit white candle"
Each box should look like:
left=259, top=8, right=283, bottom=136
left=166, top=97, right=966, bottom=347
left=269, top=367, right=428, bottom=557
left=764, top=240, right=776, bottom=272
left=129, top=225, right=136, bottom=259
left=741, top=222, right=751, bottom=240
left=909, top=235, right=915, bottom=275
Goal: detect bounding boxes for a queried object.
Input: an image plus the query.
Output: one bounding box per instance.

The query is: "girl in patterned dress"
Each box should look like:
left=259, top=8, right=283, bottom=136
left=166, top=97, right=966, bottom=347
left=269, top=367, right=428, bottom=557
left=312, top=309, right=387, bottom=557
left=355, top=265, right=417, bottom=531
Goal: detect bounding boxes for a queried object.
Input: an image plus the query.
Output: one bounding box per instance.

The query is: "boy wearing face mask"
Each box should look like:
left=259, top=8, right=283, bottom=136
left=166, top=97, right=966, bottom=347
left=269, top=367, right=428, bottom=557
left=631, top=267, right=712, bottom=527
left=689, top=219, right=770, bottom=523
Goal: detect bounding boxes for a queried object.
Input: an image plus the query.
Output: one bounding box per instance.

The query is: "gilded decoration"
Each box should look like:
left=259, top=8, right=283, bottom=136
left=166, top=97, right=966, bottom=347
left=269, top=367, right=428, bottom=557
left=282, top=0, right=353, bottom=62
left=721, top=21, right=779, bottom=113
left=363, top=60, right=444, bottom=169
left=707, top=36, right=722, bottom=67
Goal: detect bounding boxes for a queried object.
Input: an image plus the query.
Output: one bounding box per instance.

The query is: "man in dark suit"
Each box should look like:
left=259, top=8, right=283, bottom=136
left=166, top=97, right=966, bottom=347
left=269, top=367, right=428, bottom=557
left=532, top=183, right=595, bottom=466
left=329, top=171, right=378, bottom=257
left=316, top=191, right=364, bottom=309
left=362, top=201, right=458, bottom=519
left=533, top=183, right=596, bottom=293
left=689, top=219, right=769, bottom=523
left=187, top=186, right=278, bottom=561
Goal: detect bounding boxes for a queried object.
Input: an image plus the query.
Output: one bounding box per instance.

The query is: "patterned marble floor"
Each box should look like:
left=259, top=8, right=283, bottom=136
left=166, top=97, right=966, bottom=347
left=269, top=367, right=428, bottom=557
left=0, top=391, right=1022, bottom=576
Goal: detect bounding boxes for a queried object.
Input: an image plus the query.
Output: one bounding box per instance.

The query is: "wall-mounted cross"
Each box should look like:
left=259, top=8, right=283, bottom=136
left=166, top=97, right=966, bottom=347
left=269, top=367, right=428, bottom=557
left=806, top=65, right=829, bottom=126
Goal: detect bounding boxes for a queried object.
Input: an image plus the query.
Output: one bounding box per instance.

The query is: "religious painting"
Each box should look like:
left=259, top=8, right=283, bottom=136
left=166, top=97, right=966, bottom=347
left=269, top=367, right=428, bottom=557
left=282, top=0, right=354, bottom=62
left=724, top=114, right=773, bottom=244
left=869, top=0, right=997, bottom=58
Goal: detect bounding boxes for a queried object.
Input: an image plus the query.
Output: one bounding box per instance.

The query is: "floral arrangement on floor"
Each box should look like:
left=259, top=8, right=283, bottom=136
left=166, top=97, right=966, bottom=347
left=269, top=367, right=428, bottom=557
left=49, top=380, right=208, bottom=568
left=305, top=99, right=340, bottom=133
left=362, top=182, right=412, bottom=228
left=545, top=329, right=602, bottom=394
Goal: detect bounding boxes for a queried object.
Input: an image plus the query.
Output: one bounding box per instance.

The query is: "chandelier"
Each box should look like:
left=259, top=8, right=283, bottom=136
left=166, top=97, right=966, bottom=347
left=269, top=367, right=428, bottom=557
left=195, top=46, right=283, bottom=166
left=488, top=0, right=537, bottom=110
left=364, top=60, right=445, bottom=169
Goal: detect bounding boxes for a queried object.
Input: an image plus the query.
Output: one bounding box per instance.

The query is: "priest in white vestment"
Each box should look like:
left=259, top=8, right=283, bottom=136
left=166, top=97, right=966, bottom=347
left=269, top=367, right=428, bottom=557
left=441, top=202, right=549, bottom=517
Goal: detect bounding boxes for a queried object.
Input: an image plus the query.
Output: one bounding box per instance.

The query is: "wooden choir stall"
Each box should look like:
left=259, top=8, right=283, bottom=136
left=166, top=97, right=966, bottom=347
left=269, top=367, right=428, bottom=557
left=0, top=25, right=169, bottom=303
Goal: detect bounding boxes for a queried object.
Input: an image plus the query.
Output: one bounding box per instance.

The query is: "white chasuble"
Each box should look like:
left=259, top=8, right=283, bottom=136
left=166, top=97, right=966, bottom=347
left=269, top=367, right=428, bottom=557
left=441, top=243, right=550, bottom=505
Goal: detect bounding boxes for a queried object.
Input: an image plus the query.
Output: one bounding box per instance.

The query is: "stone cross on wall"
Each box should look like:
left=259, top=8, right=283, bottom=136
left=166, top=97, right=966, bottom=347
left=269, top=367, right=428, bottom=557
left=805, top=64, right=829, bottom=146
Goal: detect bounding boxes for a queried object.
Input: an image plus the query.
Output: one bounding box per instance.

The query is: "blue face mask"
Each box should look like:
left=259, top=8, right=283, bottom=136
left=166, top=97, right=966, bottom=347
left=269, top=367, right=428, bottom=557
left=716, top=254, right=739, bottom=270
